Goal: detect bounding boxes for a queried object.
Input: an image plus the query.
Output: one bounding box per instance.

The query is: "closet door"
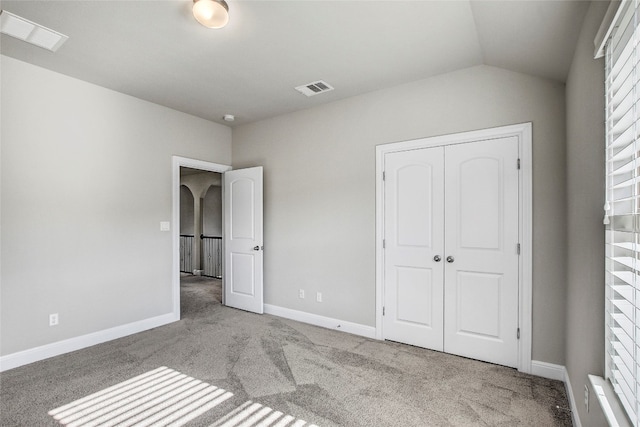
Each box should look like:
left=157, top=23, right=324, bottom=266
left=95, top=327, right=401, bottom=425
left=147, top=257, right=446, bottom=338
left=443, top=137, right=519, bottom=367
left=383, top=148, right=445, bottom=350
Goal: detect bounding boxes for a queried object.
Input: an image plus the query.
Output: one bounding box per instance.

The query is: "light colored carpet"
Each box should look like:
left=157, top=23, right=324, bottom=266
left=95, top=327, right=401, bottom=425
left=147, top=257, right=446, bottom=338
left=0, top=277, right=572, bottom=426
left=180, top=274, right=222, bottom=316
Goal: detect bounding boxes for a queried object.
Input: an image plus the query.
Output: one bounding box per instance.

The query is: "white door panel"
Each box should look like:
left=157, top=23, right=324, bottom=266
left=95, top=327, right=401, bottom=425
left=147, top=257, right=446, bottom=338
left=396, top=267, right=433, bottom=325
left=230, top=253, right=255, bottom=296
left=458, top=157, right=502, bottom=250
left=383, top=148, right=444, bottom=350
left=224, top=167, right=263, bottom=314
left=455, top=271, right=502, bottom=338
left=230, top=179, right=255, bottom=239
left=444, top=137, right=519, bottom=367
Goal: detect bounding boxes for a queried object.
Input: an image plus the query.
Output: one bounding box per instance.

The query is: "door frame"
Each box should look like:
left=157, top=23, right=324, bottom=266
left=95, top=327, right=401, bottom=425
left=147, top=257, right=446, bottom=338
left=172, top=156, right=232, bottom=319
left=375, top=122, right=533, bottom=373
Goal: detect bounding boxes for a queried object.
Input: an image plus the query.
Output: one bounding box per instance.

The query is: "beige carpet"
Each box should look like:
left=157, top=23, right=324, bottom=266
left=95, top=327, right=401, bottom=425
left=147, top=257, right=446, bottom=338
left=0, top=277, right=572, bottom=426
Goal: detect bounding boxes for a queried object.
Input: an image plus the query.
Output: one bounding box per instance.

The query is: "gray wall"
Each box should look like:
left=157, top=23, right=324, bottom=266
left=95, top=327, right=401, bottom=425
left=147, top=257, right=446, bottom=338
left=1, top=55, right=232, bottom=356
left=565, top=2, right=608, bottom=426
left=233, top=64, right=567, bottom=364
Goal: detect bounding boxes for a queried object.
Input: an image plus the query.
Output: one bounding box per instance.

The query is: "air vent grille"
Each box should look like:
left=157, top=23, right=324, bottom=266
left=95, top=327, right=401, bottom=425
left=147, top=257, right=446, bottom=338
left=294, top=80, right=334, bottom=97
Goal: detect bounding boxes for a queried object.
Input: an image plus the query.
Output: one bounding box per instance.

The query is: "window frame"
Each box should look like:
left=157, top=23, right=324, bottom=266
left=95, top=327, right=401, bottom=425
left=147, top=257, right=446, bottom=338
left=604, top=1, right=640, bottom=424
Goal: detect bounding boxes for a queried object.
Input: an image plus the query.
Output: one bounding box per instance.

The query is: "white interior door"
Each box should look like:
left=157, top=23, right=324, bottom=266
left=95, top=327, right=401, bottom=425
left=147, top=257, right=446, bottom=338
left=443, top=137, right=519, bottom=367
left=383, top=148, right=445, bottom=350
left=382, top=137, right=519, bottom=367
left=224, top=166, right=263, bottom=314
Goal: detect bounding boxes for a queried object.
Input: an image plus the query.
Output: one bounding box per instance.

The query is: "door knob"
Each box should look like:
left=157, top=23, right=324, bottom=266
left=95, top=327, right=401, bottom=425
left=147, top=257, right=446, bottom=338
left=433, top=255, right=442, bottom=262
left=253, top=246, right=260, bottom=251
left=446, top=256, right=455, bottom=263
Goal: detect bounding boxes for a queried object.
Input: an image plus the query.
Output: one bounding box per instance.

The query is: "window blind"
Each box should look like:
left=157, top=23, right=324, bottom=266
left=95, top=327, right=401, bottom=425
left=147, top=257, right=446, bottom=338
left=606, top=1, right=640, bottom=424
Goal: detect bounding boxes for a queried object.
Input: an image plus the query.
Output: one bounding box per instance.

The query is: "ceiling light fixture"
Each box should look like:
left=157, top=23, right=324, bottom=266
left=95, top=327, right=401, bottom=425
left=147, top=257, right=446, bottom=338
left=192, top=0, right=229, bottom=29
left=0, top=10, right=68, bottom=52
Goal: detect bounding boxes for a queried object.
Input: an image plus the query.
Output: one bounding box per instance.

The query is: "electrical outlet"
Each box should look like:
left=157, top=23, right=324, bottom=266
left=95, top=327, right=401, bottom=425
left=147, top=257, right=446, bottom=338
left=299, top=289, right=305, bottom=299
left=316, top=292, right=322, bottom=302
left=49, top=313, right=59, bottom=326
left=584, top=385, right=589, bottom=412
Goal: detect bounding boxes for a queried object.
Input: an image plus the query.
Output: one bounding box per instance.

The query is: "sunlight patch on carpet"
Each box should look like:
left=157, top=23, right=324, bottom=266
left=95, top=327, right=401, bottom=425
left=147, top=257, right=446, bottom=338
left=210, top=400, right=318, bottom=427
left=48, top=366, right=232, bottom=426
left=49, top=366, right=319, bottom=427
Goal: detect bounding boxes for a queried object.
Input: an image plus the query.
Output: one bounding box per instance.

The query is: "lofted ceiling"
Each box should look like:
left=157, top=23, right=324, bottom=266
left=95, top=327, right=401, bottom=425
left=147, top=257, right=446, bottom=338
left=0, top=1, right=590, bottom=127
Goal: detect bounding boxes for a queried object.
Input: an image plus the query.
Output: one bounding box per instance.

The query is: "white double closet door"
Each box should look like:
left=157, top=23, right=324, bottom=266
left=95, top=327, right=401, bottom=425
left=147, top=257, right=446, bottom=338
left=383, top=136, right=519, bottom=367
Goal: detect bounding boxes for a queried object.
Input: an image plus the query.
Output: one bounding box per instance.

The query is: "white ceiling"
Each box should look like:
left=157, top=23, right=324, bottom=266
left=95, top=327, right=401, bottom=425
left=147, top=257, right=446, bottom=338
left=0, top=1, right=590, bottom=127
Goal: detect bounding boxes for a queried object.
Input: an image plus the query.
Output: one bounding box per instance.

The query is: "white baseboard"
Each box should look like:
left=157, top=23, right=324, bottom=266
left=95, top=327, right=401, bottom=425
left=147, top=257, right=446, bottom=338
left=531, top=360, right=566, bottom=381
left=263, top=304, right=376, bottom=339
left=530, top=362, right=581, bottom=426
left=565, top=367, right=582, bottom=427
left=0, top=312, right=179, bottom=372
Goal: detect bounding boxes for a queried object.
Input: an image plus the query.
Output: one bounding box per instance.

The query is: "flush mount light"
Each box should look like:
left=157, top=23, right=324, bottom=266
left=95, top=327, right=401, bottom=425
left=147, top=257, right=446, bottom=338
left=193, top=0, right=229, bottom=29
left=0, top=10, right=68, bottom=51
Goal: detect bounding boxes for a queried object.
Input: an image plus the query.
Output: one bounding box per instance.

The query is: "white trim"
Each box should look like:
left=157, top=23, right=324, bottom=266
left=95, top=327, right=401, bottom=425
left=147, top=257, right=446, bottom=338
left=375, top=122, right=533, bottom=373
left=171, top=156, right=231, bottom=318
left=565, top=368, right=583, bottom=427
left=264, top=304, right=377, bottom=339
left=375, top=140, right=385, bottom=341
left=530, top=360, right=566, bottom=381
left=594, top=0, right=623, bottom=59
left=519, top=123, right=533, bottom=374
left=589, top=374, right=632, bottom=427
left=0, top=313, right=177, bottom=372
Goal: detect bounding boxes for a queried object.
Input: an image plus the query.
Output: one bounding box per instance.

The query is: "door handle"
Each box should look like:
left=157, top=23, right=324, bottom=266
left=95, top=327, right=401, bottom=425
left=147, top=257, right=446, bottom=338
left=446, top=256, right=455, bottom=263
left=253, top=246, right=263, bottom=251
left=433, top=255, right=441, bottom=262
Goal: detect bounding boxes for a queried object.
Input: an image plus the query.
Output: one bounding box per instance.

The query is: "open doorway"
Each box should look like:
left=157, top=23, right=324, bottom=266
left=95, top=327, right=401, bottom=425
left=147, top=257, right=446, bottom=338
left=172, top=156, right=264, bottom=319
left=179, top=167, right=222, bottom=317
left=171, top=157, right=232, bottom=320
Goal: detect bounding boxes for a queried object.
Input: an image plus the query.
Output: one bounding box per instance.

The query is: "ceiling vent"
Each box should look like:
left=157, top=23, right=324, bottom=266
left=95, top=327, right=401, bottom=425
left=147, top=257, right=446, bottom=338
left=294, top=80, right=334, bottom=97
left=0, top=10, right=68, bottom=52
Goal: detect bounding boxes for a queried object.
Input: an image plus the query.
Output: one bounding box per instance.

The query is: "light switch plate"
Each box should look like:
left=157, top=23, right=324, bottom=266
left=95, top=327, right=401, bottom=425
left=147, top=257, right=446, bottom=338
left=160, top=221, right=170, bottom=231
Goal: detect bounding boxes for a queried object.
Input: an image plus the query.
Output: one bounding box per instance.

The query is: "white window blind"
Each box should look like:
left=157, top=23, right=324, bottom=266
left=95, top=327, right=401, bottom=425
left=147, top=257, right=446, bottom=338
left=606, top=1, right=640, bottom=424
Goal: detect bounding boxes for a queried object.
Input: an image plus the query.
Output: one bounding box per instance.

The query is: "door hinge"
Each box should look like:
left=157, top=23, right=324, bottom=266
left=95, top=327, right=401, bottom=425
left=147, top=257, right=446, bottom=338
left=383, top=171, right=386, bottom=181
left=517, top=158, right=521, bottom=170
left=383, top=306, right=385, bottom=316
left=517, top=328, right=520, bottom=339
left=383, top=239, right=386, bottom=249
left=517, top=243, right=521, bottom=255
